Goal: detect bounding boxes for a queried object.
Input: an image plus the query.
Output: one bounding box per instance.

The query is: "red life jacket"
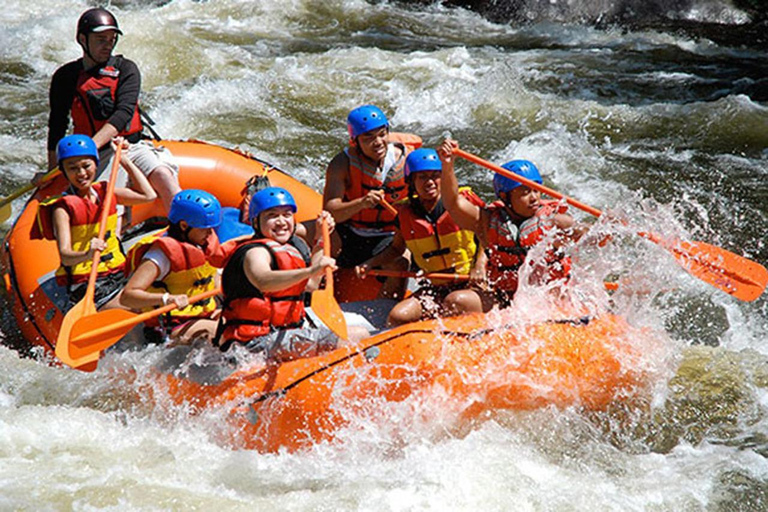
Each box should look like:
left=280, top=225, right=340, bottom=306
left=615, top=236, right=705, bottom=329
left=219, top=237, right=310, bottom=343
left=396, top=188, right=484, bottom=284
left=344, top=132, right=422, bottom=232
left=129, top=236, right=218, bottom=327
left=486, top=200, right=570, bottom=293
left=33, top=182, right=126, bottom=286
left=72, top=56, right=143, bottom=138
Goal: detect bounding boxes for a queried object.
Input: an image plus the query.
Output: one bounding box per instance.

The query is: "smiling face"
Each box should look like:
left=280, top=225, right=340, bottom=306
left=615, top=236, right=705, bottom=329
left=61, top=155, right=98, bottom=193
left=412, top=171, right=441, bottom=203
left=257, top=206, right=296, bottom=244
left=503, top=186, right=541, bottom=218
left=356, top=126, right=389, bottom=162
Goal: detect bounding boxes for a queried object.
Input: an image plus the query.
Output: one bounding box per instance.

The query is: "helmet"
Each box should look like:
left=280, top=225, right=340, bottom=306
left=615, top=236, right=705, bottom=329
left=168, top=189, right=222, bottom=229
left=249, top=187, right=297, bottom=223
left=57, top=134, right=99, bottom=166
left=493, top=160, right=542, bottom=198
left=347, top=105, right=389, bottom=141
left=404, top=148, right=441, bottom=179
left=77, top=8, right=123, bottom=37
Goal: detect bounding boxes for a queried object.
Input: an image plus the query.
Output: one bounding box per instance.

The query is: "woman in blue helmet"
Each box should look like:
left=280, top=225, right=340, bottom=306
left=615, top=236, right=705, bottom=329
left=214, top=187, right=366, bottom=360
left=438, top=139, right=586, bottom=307
left=32, top=134, right=155, bottom=311
left=356, top=148, right=492, bottom=326
left=121, top=189, right=222, bottom=344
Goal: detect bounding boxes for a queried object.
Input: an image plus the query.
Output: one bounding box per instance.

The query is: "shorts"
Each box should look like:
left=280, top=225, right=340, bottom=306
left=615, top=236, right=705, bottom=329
left=97, top=140, right=179, bottom=181
left=244, top=323, right=338, bottom=361
left=66, top=271, right=127, bottom=312
left=336, top=223, right=394, bottom=268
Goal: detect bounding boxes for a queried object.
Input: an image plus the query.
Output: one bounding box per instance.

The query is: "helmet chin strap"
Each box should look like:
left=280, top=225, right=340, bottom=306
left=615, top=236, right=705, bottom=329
left=79, top=33, right=112, bottom=67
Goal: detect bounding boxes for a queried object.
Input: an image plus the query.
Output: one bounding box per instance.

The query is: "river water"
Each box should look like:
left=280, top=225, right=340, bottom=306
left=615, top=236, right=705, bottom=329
left=1, top=0, right=767, bottom=510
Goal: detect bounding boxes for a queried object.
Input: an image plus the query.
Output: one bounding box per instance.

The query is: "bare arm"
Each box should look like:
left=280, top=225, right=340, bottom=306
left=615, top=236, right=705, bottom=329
left=438, top=139, right=484, bottom=234
left=243, top=246, right=333, bottom=294
left=356, top=231, right=406, bottom=276
left=121, top=259, right=174, bottom=310
left=323, top=151, right=385, bottom=223
left=52, top=207, right=105, bottom=267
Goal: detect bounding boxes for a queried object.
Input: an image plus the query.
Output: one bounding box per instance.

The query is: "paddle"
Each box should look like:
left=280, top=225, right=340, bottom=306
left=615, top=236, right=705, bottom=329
left=310, top=218, right=348, bottom=340
left=0, top=168, right=59, bottom=224
left=68, top=287, right=222, bottom=359
left=379, top=198, right=398, bottom=216
left=367, top=269, right=628, bottom=292
left=365, top=269, right=470, bottom=281
left=454, top=148, right=768, bottom=302
left=55, top=144, right=122, bottom=371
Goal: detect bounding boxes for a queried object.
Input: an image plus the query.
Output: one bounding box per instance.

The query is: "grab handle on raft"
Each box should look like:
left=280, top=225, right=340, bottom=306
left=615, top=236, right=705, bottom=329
left=454, top=147, right=768, bottom=302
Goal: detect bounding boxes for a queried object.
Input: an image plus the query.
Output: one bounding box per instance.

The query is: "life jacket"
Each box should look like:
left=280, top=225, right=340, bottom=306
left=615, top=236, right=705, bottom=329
left=396, top=187, right=484, bottom=285
left=218, top=236, right=311, bottom=344
left=344, top=132, right=422, bottom=232
left=71, top=56, right=143, bottom=138
left=33, top=181, right=126, bottom=287
left=128, top=236, right=218, bottom=327
left=486, top=200, right=570, bottom=293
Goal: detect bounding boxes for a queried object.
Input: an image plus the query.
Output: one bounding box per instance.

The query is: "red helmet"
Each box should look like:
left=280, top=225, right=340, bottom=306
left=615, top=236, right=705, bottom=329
left=77, top=8, right=123, bottom=38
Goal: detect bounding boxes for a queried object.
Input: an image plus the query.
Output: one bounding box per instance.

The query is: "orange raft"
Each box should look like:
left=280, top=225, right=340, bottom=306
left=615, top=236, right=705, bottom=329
left=2, top=139, right=652, bottom=452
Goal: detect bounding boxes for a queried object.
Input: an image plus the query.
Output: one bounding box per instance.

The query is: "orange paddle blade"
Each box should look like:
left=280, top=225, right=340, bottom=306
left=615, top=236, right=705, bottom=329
left=669, top=239, right=768, bottom=302
left=55, top=299, right=100, bottom=371
left=310, top=218, right=348, bottom=340
left=69, top=309, right=139, bottom=360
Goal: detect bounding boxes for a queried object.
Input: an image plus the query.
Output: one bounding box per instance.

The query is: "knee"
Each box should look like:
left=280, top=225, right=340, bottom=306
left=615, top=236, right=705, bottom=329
left=387, top=299, right=421, bottom=327
left=444, top=291, right=482, bottom=315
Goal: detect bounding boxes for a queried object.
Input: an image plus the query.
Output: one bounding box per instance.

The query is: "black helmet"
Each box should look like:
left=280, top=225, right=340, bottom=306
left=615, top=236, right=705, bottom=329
left=77, top=8, right=123, bottom=37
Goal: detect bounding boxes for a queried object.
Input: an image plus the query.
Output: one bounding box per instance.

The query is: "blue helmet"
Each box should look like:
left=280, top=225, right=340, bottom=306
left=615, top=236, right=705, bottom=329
left=57, top=134, right=99, bottom=167
left=347, top=105, right=389, bottom=141
left=493, top=160, right=542, bottom=198
left=168, top=189, right=222, bottom=229
left=249, top=187, right=297, bottom=223
left=404, top=148, right=441, bottom=179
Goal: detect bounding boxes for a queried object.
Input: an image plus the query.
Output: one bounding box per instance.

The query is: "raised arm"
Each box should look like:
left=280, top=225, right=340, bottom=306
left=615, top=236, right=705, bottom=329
left=438, top=139, right=483, bottom=234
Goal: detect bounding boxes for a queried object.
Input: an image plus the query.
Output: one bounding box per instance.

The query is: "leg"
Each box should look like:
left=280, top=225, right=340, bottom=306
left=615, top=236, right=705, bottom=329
left=148, top=165, right=182, bottom=212
left=442, top=289, right=489, bottom=316
left=378, top=252, right=409, bottom=300
left=387, top=297, right=423, bottom=327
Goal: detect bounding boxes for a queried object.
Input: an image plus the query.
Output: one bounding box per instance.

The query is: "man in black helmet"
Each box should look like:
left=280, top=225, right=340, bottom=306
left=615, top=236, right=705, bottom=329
left=40, top=7, right=180, bottom=211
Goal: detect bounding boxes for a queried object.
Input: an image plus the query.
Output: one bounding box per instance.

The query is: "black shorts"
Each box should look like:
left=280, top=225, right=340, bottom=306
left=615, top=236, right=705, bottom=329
left=336, top=223, right=394, bottom=268
left=66, top=271, right=127, bottom=311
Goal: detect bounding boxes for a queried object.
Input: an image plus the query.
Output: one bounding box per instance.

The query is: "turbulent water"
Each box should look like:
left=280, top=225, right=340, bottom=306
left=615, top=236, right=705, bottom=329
left=1, top=0, right=768, bottom=510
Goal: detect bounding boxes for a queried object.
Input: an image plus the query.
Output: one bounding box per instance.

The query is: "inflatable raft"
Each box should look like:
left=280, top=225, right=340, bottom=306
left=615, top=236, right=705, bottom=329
left=1, top=140, right=652, bottom=452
